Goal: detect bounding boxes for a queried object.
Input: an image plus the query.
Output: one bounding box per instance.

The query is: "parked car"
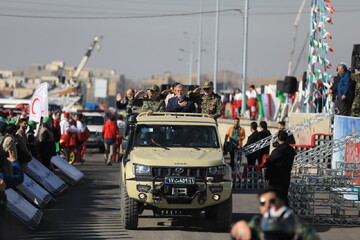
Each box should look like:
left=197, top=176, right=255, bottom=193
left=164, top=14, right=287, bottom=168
left=82, top=111, right=106, bottom=152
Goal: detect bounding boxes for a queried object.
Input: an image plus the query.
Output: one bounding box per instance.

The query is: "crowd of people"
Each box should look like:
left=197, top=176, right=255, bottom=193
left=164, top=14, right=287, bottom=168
left=0, top=109, right=92, bottom=170
left=0, top=109, right=59, bottom=212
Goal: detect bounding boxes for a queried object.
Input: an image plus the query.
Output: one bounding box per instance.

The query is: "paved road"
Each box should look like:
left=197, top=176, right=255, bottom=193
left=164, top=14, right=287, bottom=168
left=1, top=149, right=360, bottom=240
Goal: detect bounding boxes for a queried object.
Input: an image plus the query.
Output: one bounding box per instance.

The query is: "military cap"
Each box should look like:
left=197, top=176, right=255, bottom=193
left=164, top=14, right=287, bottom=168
left=202, top=80, right=214, bottom=89
left=147, top=84, right=160, bottom=92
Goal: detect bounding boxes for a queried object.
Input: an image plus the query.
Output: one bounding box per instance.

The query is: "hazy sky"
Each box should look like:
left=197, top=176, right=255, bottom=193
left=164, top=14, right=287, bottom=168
left=0, top=0, right=359, bottom=83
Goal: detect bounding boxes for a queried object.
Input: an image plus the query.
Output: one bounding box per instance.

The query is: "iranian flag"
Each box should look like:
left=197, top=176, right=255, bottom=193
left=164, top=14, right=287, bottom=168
left=261, top=94, right=273, bottom=119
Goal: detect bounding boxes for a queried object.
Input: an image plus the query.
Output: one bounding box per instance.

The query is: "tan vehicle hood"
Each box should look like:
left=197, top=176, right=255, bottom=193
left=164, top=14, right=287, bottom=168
left=130, top=148, right=224, bottom=167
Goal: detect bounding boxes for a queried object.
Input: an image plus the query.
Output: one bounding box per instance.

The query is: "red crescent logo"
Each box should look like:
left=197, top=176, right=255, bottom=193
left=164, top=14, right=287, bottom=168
left=31, top=98, right=40, bottom=115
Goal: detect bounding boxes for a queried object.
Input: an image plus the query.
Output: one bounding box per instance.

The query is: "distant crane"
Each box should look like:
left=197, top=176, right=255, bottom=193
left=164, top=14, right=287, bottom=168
left=69, top=35, right=103, bottom=88
left=49, top=36, right=103, bottom=111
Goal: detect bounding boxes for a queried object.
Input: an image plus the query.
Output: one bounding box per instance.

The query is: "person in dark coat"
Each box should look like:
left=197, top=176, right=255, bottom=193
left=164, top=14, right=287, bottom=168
left=26, top=121, right=39, bottom=157
left=243, top=122, right=260, bottom=166
left=258, top=121, right=271, bottom=165
left=336, top=63, right=356, bottom=116
left=265, top=130, right=296, bottom=204
left=166, top=84, right=196, bottom=113
left=38, top=117, right=57, bottom=169
left=116, top=89, right=135, bottom=110
left=273, top=121, right=295, bottom=148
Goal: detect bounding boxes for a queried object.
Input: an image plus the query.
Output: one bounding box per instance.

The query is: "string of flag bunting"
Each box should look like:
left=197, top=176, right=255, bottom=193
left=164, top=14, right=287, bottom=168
left=305, top=0, right=335, bottom=107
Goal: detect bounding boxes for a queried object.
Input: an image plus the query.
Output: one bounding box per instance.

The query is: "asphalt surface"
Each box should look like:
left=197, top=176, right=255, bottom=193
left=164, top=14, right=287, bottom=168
left=1, top=149, right=360, bottom=240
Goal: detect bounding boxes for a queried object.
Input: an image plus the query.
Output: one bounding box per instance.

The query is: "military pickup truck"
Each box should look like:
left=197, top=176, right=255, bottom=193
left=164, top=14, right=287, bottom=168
left=120, top=112, right=233, bottom=230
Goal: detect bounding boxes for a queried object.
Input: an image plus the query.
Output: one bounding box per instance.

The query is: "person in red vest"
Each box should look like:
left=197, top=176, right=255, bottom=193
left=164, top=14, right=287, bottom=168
left=76, top=114, right=89, bottom=161
left=53, top=110, right=61, bottom=138
left=247, top=85, right=258, bottom=120
left=102, top=115, right=119, bottom=166
left=59, top=112, right=73, bottom=161
left=232, top=88, right=243, bottom=118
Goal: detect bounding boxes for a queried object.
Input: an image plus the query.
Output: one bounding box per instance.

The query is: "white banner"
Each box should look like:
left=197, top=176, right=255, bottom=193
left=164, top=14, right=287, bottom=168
left=29, top=82, right=49, bottom=122
left=16, top=174, right=52, bottom=208
left=51, top=155, right=85, bottom=184
left=5, top=188, right=43, bottom=230
left=94, top=79, right=108, bottom=98
left=27, top=157, right=68, bottom=196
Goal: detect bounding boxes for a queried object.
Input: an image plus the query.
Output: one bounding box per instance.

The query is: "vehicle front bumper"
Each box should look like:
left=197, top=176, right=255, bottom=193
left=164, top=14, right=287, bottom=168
left=125, top=178, right=232, bottom=209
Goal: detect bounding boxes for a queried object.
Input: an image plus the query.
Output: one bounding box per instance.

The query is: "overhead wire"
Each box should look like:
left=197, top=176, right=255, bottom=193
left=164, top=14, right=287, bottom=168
left=0, top=1, right=358, bottom=20
left=0, top=8, right=242, bottom=19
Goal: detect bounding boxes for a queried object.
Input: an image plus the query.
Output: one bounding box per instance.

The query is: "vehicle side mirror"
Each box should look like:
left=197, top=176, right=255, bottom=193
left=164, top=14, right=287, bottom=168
left=223, top=141, right=232, bottom=153
left=127, top=114, right=137, bottom=124
left=122, top=138, right=128, bottom=152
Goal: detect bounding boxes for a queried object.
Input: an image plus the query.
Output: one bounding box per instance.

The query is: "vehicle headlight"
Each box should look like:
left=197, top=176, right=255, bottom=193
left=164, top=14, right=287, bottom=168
left=134, top=164, right=151, bottom=175
left=208, top=165, right=225, bottom=176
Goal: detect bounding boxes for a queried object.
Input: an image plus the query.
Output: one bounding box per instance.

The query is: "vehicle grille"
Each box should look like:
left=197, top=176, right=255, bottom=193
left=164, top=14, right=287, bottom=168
left=152, top=167, right=207, bottom=178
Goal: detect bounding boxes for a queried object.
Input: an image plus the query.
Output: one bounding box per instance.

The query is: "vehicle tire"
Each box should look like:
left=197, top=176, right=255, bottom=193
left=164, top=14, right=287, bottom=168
left=99, top=144, right=105, bottom=153
left=59, top=147, right=76, bottom=164
left=204, top=206, right=216, bottom=219
left=120, top=183, right=138, bottom=229
left=215, top=195, right=232, bottom=231
left=205, top=208, right=216, bottom=219
left=68, top=149, right=76, bottom=165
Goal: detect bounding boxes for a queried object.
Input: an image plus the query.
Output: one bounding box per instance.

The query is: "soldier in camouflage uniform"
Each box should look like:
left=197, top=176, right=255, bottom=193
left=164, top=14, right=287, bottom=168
left=351, top=73, right=360, bottom=117
left=189, top=80, right=223, bottom=119
left=230, top=187, right=320, bottom=240
left=129, top=85, right=165, bottom=114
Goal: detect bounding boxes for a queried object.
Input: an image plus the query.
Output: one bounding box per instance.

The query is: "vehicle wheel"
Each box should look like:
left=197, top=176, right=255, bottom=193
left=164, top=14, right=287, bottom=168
left=99, top=145, right=105, bottom=153
left=68, top=150, right=76, bottom=165
left=120, top=183, right=138, bottom=229
left=215, top=195, right=232, bottom=231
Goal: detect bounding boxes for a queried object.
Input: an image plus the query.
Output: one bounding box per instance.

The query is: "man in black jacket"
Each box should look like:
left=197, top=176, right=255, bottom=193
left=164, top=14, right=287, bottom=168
left=273, top=121, right=295, bottom=148
left=116, top=89, right=135, bottom=110
left=243, top=122, right=260, bottom=166
left=265, top=130, right=296, bottom=204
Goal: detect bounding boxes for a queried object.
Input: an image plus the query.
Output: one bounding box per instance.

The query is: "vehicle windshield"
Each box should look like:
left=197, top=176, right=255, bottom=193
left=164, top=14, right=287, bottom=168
left=85, top=116, right=105, bottom=125
left=134, top=125, right=220, bottom=148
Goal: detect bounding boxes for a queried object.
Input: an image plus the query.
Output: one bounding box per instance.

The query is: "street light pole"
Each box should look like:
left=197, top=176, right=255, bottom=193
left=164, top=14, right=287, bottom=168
left=189, top=42, right=194, bottom=85
left=213, top=0, right=220, bottom=93
left=197, top=0, right=203, bottom=86
left=241, top=0, right=249, bottom=116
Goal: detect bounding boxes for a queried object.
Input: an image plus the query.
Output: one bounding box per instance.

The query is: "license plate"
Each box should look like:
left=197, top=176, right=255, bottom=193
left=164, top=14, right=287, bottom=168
left=164, top=177, right=195, bottom=185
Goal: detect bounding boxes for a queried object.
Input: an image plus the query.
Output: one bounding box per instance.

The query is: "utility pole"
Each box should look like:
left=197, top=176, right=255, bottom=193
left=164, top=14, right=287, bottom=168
left=213, top=0, right=220, bottom=93
left=241, top=0, right=249, bottom=116
left=287, top=0, right=307, bottom=76
left=197, top=0, right=204, bottom=86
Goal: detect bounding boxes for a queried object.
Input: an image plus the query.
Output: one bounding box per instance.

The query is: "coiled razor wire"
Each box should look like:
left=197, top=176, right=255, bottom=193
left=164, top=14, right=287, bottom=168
left=241, top=113, right=334, bottom=156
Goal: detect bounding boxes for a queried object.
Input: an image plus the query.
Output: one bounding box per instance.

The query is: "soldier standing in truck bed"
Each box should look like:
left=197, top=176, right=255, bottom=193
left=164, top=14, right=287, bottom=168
left=129, top=85, right=166, bottom=114
left=189, top=80, right=223, bottom=119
